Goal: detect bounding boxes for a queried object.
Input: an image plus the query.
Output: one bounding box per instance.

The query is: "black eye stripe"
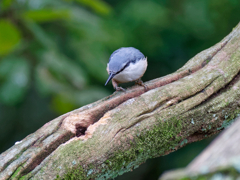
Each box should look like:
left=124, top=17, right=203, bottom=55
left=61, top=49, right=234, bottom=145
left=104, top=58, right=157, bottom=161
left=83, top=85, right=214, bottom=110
left=110, top=58, right=145, bottom=75
left=115, top=59, right=137, bottom=75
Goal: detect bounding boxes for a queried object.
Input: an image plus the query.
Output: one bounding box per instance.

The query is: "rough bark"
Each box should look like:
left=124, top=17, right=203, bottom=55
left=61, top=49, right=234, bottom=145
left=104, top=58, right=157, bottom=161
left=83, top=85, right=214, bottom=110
left=159, top=116, right=240, bottom=180
left=1, top=22, right=240, bottom=180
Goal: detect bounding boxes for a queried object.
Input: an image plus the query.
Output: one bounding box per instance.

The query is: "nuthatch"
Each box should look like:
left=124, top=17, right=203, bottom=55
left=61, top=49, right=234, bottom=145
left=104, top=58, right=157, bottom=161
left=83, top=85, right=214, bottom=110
left=105, top=47, right=148, bottom=91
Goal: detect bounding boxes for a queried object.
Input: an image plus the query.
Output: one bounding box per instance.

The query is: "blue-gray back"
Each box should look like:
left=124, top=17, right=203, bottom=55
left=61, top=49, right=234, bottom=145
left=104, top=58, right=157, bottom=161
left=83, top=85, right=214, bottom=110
left=108, top=47, right=145, bottom=74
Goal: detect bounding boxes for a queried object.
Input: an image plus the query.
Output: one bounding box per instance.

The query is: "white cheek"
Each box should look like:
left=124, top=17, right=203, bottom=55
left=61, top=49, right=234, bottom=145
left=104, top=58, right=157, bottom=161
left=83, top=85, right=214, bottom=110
left=106, top=63, right=109, bottom=74
left=113, top=58, right=147, bottom=83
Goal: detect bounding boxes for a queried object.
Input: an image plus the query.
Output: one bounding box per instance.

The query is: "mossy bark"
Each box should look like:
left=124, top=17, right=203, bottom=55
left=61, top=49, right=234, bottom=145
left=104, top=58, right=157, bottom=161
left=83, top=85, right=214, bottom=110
left=1, top=22, right=240, bottom=180
left=159, top=116, right=240, bottom=180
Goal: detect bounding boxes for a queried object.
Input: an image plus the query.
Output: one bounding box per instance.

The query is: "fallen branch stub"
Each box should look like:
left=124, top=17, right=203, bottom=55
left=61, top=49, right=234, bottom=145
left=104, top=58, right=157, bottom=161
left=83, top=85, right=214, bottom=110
left=0, top=22, right=240, bottom=180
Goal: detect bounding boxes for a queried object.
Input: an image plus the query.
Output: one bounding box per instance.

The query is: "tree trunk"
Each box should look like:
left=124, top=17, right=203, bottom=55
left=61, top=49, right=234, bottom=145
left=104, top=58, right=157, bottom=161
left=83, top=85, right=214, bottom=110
left=1, top=22, right=240, bottom=180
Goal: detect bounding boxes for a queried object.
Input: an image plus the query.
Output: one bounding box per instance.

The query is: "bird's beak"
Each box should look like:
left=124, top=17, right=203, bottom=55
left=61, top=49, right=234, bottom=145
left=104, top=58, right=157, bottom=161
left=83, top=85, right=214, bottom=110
left=105, top=73, right=115, bottom=86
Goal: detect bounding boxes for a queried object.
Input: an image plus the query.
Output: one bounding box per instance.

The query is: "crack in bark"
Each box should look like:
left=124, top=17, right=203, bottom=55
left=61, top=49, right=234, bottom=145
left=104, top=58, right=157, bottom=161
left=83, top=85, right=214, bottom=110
left=112, top=115, right=149, bottom=142
left=136, top=99, right=169, bottom=118
left=180, top=75, right=221, bottom=110
left=18, top=118, right=74, bottom=176
left=8, top=158, right=29, bottom=179
left=0, top=137, right=40, bottom=173
left=22, top=131, right=73, bottom=176
left=0, top=114, right=71, bottom=180
left=205, top=40, right=229, bottom=64
left=194, top=70, right=240, bottom=111
left=112, top=128, right=125, bottom=140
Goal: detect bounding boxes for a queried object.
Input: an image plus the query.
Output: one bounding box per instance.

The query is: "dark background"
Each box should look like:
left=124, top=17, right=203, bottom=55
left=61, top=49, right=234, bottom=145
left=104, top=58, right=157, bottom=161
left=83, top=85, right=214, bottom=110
left=0, top=0, right=239, bottom=179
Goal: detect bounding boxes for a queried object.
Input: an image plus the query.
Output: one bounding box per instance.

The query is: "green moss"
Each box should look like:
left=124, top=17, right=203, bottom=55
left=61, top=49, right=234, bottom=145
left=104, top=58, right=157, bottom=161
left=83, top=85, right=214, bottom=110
left=226, top=109, right=240, bottom=121
left=95, top=117, right=184, bottom=179
left=56, top=165, right=88, bottom=180
left=217, top=109, right=240, bottom=130
left=10, top=163, right=31, bottom=180
left=19, top=177, right=25, bottom=180
left=10, top=166, right=23, bottom=179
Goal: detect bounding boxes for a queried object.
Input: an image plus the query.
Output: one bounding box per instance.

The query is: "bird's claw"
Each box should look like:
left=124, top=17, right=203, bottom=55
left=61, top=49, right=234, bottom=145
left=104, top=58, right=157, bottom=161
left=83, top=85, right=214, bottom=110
left=135, top=79, right=148, bottom=91
left=115, top=86, right=126, bottom=92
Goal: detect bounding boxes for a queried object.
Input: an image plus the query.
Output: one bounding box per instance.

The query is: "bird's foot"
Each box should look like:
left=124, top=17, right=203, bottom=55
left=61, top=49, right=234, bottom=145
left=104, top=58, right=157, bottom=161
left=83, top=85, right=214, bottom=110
left=135, top=79, right=148, bottom=91
left=112, top=79, right=126, bottom=92
left=115, top=86, right=126, bottom=92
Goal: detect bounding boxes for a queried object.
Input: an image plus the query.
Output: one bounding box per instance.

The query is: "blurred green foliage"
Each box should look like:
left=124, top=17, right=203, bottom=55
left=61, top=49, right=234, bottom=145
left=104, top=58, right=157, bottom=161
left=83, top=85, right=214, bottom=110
left=0, top=20, right=21, bottom=56
left=0, top=0, right=240, bottom=179
left=0, top=0, right=113, bottom=110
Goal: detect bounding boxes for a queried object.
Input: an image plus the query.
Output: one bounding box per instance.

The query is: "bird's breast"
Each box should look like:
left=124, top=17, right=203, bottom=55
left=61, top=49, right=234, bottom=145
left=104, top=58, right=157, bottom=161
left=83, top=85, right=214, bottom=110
left=113, top=58, right=147, bottom=83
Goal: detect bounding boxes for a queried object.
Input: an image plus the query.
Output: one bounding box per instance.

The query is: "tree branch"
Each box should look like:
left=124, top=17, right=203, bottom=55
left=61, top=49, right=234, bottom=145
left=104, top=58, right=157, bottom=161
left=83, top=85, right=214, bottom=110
left=160, top=116, right=240, bottom=180
left=1, top=22, right=240, bottom=180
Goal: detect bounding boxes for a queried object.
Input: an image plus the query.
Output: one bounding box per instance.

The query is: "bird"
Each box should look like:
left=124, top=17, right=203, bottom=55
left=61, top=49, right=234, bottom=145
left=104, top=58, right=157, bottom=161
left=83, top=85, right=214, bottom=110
left=105, top=47, right=148, bottom=91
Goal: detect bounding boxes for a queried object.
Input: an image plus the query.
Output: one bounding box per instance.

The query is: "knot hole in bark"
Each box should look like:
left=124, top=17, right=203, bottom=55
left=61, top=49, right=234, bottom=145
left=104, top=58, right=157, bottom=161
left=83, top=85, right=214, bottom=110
left=75, top=124, right=87, bottom=137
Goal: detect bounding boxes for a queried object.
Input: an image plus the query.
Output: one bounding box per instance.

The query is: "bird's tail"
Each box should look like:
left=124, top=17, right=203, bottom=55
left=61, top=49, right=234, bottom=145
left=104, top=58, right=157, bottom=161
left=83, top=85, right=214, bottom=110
left=105, top=73, right=115, bottom=86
